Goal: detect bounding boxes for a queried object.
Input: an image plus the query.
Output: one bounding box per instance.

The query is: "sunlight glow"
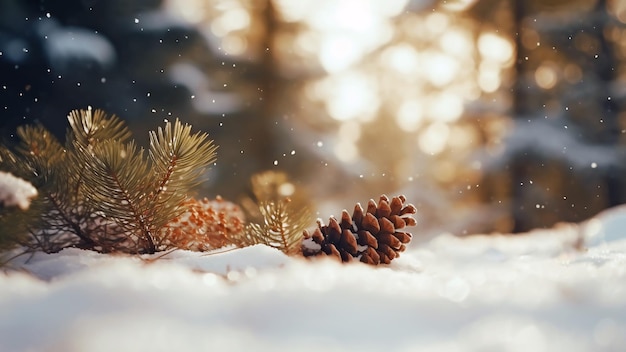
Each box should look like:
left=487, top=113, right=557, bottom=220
left=334, top=121, right=361, bottom=162
left=440, top=30, right=473, bottom=58
left=319, top=35, right=366, bottom=73
left=274, top=0, right=316, bottom=22
left=433, top=160, right=456, bottom=183
left=424, top=51, right=459, bottom=87
left=425, top=13, right=450, bottom=35
left=441, top=0, right=479, bottom=12
left=535, top=63, right=558, bottom=90
left=607, top=0, right=626, bottom=24
left=478, top=63, right=502, bottom=93
left=396, top=100, right=424, bottom=132
left=165, top=0, right=206, bottom=24
left=317, top=72, right=380, bottom=122
left=448, top=125, right=479, bottom=150
left=478, top=32, right=514, bottom=65
left=428, top=93, right=464, bottom=122
left=382, top=44, right=421, bottom=75
left=210, top=8, right=250, bottom=37
left=281, top=0, right=406, bottom=73
left=221, top=35, right=247, bottom=55
left=564, top=64, right=583, bottom=84
left=419, top=122, right=450, bottom=155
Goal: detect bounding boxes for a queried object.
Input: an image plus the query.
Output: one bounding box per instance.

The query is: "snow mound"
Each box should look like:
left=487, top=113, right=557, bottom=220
left=1, top=207, right=626, bottom=351
left=0, top=171, right=37, bottom=210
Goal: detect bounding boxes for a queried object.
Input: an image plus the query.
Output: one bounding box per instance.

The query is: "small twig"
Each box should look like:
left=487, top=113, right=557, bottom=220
left=139, top=247, right=179, bottom=262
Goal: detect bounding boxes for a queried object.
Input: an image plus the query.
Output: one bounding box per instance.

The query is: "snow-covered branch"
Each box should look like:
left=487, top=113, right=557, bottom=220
left=0, top=171, right=37, bottom=210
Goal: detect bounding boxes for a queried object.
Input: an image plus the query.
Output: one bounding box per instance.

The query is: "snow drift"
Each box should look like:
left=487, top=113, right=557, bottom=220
left=1, top=205, right=626, bottom=352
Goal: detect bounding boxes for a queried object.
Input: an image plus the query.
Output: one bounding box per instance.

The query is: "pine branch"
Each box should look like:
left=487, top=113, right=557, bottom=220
left=1, top=108, right=218, bottom=254
left=76, top=139, right=156, bottom=253
left=3, top=125, right=65, bottom=186
left=0, top=125, right=93, bottom=252
left=245, top=198, right=311, bottom=255
left=232, top=171, right=313, bottom=254
left=0, top=172, right=37, bottom=251
left=67, top=107, right=132, bottom=148
left=148, top=119, right=217, bottom=230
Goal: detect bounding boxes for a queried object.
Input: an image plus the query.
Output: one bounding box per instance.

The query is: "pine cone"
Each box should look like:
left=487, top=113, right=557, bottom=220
left=302, top=195, right=417, bottom=265
left=162, top=196, right=245, bottom=251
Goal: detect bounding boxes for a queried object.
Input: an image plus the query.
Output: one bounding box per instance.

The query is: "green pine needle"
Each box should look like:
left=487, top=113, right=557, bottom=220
left=246, top=199, right=310, bottom=256
left=67, top=108, right=132, bottom=147
left=0, top=108, right=218, bottom=254
left=148, top=119, right=218, bottom=230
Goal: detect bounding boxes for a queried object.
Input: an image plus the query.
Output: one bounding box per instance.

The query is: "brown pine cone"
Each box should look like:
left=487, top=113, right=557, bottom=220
left=302, top=195, right=417, bottom=265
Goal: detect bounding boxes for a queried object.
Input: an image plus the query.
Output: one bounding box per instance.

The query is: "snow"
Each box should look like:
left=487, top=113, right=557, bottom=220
left=0, top=171, right=37, bottom=210
left=38, top=20, right=116, bottom=72
left=2, top=206, right=626, bottom=351
left=485, top=117, right=621, bottom=171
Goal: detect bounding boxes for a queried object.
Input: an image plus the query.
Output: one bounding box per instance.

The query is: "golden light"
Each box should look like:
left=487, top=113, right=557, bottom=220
left=535, top=63, right=558, bottom=90
left=425, top=13, right=450, bottom=35
left=441, top=0, right=479, bottom=12
left=280, top=0, right=406, bottom=73
left=278, top=182, right=296, bottom=196
left=317, top=71, right=380, bottom=122
left=334, top=121, right=361, bottom=162
left=318, top=34, right=366, bottom=73
left=433, top=160, right=457, bottom=183
left=564, top=64, right=583, bottom=84
left=478, top=32, right=514, bottom=65
left=418, top=122, right=450, bottom=155
left=396, top=100, right=424, bottom=132
left=521, top=29, right=540, bottom=50
left=440, top=29, right=473, bottom=58
left=293, top=31, right=317, bottom=55
left=221, top=35, right=247, bottom=55
left=382, top=44, right=421, bottom=75
left=607, top=0, right=626, bottom=24
left=428, top=93, right=464, bottom=122
left=273, top=0, right=316, bottom=22
left=164, top=0, right=206, bottom=24
left=210, top=7, right=250, bottom=36
left=478, top=62, right=502, bottom=93
left=448, top=124, right=479, bottom=150
left=424, top=51, right=459, bottom=87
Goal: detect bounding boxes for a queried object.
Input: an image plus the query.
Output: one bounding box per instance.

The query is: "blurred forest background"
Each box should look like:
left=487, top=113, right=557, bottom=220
left=1, top=0, right=626, bottom=235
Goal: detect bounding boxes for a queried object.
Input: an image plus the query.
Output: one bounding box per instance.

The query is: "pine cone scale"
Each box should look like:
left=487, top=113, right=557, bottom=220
left=378, top=217, right=395, bottom=234
left=362, top=213, right=380, bottom=233
left=302, top=195, right=417, bottom=265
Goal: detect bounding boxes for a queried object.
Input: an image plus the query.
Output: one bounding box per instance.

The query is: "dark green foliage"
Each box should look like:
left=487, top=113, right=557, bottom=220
left=0, top=108, right=217, bottom=254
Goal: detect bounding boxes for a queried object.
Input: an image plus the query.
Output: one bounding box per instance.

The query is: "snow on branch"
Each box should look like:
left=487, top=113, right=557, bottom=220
left=0, top=171, right=37, bottom=210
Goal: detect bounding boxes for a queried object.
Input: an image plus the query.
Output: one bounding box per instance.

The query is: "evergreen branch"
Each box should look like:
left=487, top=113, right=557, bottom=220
left=65, top=108, right=130, bottom=214
left=250, top=170, right=292, bottom=203
left=46, top=193, right=95, bottom=248
left=0, top=125, right=90, bottom=252
left=1, top=109, right=220, bottom=255
left=6, top=125, right=65, bottom=186
left=16, top=125, right=98, bottom=250
left=77, top=139, right=156, bottom=253
left=67, top=107, right=132, bottom=148
left=246, top=199, right=311, bottom=255
left=148, top=119, right=217, bottom=229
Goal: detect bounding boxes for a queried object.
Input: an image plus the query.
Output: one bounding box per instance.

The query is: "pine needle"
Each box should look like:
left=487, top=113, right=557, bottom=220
left=245, top=198, right=311, bottom=256
left=0, top=108, right=219, bottom=254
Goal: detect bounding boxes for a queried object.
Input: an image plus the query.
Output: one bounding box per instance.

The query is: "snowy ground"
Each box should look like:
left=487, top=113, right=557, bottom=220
left=2, top=206, right=626, bottom=352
